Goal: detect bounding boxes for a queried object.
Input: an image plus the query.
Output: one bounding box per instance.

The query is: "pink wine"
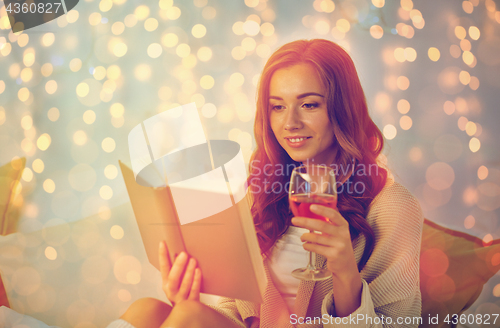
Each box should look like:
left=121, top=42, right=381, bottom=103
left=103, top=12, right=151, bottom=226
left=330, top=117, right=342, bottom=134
left=289, top=193, right=337, bottom=222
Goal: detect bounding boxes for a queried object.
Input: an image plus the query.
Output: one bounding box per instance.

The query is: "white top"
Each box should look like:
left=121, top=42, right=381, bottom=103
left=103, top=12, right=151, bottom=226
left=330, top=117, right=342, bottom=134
left=267, top=225, right=310, bottom=313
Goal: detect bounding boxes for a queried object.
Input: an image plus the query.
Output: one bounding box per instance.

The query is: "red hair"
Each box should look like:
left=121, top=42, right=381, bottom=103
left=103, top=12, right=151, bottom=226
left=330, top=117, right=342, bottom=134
left=248, top=39, right=387, bottom=270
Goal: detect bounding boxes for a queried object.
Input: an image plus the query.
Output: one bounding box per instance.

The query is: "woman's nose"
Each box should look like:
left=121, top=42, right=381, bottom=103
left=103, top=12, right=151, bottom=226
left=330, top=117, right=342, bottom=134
left=284, top=108, right=302, bottom=130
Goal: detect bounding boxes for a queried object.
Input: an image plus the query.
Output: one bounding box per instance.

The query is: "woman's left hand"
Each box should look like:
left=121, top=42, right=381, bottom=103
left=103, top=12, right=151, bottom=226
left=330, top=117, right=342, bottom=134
left=292, top=204, right=363, bottom=316
left=291, top=204, right=358, bottom=280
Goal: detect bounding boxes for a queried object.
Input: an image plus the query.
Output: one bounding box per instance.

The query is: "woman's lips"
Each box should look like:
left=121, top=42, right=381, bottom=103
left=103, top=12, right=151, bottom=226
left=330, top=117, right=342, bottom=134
left=285, top=137, right=311, bottom=148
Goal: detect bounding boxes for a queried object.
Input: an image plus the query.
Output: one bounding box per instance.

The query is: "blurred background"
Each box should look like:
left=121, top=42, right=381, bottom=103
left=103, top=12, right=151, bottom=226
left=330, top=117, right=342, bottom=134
left=0, top=0, right=499, bottom=325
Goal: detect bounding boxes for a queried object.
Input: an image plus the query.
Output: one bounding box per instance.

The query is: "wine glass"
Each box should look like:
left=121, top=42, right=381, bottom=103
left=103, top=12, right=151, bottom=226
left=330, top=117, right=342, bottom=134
left=289, top=164, right=337, bottom=281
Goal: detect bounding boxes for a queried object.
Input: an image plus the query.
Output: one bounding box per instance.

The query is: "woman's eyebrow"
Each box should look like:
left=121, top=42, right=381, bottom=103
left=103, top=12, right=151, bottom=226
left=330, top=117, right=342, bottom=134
left=269, top=92, right=325, bottom=100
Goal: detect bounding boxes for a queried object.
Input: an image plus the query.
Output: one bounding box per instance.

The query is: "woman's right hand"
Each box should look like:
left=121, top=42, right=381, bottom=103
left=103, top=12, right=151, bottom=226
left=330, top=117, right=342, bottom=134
left=159, top=241, right=202, bottom=306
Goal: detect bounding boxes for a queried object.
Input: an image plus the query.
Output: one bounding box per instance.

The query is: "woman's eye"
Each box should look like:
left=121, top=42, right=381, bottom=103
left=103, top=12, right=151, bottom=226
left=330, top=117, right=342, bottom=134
left=271, top=105, right=284, bottom=111
left=303, top=103, right=318, bottom=109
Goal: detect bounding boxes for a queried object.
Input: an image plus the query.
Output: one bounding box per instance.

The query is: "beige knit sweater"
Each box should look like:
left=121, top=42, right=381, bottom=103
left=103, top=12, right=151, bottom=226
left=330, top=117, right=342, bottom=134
left=213, top=178, right=423, bottom=328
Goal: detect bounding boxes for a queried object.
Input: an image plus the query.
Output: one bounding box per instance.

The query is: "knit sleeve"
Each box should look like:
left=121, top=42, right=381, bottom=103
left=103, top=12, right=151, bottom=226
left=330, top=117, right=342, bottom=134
left=209, top=297, right=249, bottom=328
left=321, top=180, right=423, bottom=328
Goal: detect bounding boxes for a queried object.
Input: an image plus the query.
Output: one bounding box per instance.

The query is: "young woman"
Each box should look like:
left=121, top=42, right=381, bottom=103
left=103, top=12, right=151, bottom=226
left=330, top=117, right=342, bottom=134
left=108, top=39, right=423, bottom=328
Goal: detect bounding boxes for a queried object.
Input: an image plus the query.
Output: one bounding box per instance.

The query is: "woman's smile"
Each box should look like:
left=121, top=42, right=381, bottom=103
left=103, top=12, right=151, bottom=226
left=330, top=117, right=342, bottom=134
left=269, top=63, right=337, bottom=165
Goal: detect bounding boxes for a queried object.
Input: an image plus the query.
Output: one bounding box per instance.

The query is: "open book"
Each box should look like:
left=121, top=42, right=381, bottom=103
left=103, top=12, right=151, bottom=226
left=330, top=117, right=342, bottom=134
left=119, top=138, right=266, bottom=303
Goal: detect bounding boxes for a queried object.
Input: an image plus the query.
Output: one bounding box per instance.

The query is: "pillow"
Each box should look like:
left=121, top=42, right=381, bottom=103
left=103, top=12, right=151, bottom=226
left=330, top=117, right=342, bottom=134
left=0, top=158, right=25, bottom=236
left=420, top=219, right=500, bottom=328
left=0, top=273, right=8, bottom=308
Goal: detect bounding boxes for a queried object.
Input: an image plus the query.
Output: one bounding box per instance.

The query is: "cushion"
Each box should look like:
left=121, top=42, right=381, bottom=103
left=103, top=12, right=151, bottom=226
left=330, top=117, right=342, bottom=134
left=0, top=273, right=8, bottom=308
left=0, top=158, right=25, bottom=236
left=420, top=219, right=500, bottom=328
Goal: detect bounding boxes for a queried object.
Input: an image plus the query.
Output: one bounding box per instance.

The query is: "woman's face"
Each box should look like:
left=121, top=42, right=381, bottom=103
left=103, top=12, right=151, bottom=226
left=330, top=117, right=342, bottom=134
left=269, top=63, right=336, bottom=165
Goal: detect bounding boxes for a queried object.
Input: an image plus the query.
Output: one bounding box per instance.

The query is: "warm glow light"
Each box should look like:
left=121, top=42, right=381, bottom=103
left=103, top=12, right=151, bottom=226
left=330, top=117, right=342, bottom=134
left=464, top=215, right=475, bottom=229
left=401, top=0, right=413, bottom=11
left=201, top=103, right=217, bottom=118
left=372, top=0, right=385, bottom=8
left=256, top=44, right=271, bottom=58
left=107, top=65, right=121, bottom=80
left=113, top=42, right=128, bottom=57
left=112, top=22, right=125, bottom=35
left=83, top=110, right=96, bottom=125
left=400, top=115, right=412, bottom=130
left=45, top=80, right=57, bottom=94
left=460, top=39, right=471, bottom=52
left=69, top=58, right=82, bottom=72
left=404, top=47, right=417, bottom=62
left=45, top=246, right=57, bottom=260
left=426, top=162, right=455, bottom=190
left=397, top=76, right=410, bottom=90
left=176, top=43, right=190, bottom=58
left=197, top=47, right=212, bottom=62
left=147, top=43, right=163, bottom=58
left=315, top=21, right=330, bottom=35
left=89, top=12, right=102, bottom=26
left=192, top=24, right=207, bottom=38
left=33, top=159, right=44, bottom=173
left=398, top=99, right=410, bottom=114
left=459, top=70, right=471, bottom=85
left=232, top=46, right=246, bottom=60
left=477, top=165, right=488, bottom=180
left=394, top=47, right=405, bottom=62
left=93, top=66, right=107, bottom=80
left=159, top=0, right=173, bottom=9
left=336, top=19, right=350, bottom=33
left=21, top=115, right=33, bottom=130
left=428, top=47, right=440, bottom=61
left=102, top=137, right=116, bottom=153
left=144, top=18, right=158, bottom=32
left=469, top=26, right=480, bottom=40
left=370, top=25, right=384, bottom=39
left=454, top=26, right=466, bottom=40
left=462, top=51, right=474, bottom=66
left=100, top=185, right=113, bottom=200
left=124, top=14, right=138, bottom=27
left=463, top=0, right=473, bottom=13
left=469, top=76, right=480, bottom=90
left=469, top=137, right=480, bottom=152
left=134, top=5, right=150, bottom=20
left=37, top=133, right=51, bottom=151
left=458, top=116, right=468, bottom=130
left=104, top=164, right=118, bottom=179
left=134, top=64, right=152, bottom=81
left=76, top=82, right=90, bottom=97
left=43, top=179, right=56, bottom=193
left=465, top=121, right=477, bottom=136
left=18, top=88, right=30, bottom=102
left=443, top=101, right=455, bottom=115
left=42, top=33, right=55, bottom=47
left=243, top=20, right=260, bottom=36
left=260, top=22, right=275, bottom=36
left=240, top=38, right=255, bottom=52
left=21, top=67, right=33, bottom=82
left=22, top=167, right=33, bottom=182
left=200, top=75, right=215, bottom=89
left=383, top=124, right=397, bottom=140
left=48, top=107, right=60, bottom=122
left=110, top=225, right=124, bottom=239
left=109, top=103, right=124, bottom=118
left=73, top=130, right=88, bottom=145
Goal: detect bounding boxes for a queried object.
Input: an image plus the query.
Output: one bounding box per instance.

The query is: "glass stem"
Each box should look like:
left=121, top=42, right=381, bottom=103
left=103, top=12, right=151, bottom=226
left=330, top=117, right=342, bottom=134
left=306, top=229, right=315, bottom=271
